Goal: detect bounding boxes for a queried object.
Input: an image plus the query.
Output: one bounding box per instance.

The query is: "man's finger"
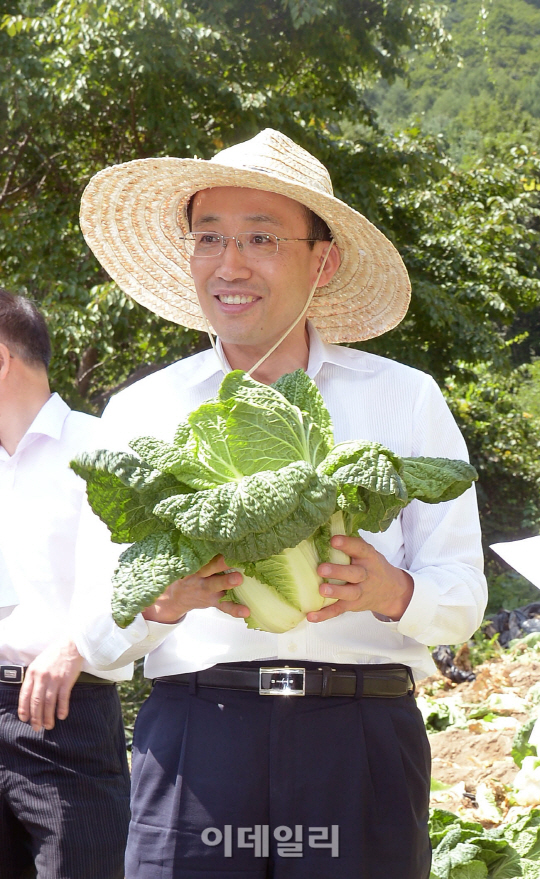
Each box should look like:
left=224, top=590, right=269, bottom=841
left=218, top=599, right=250, bottom=618
left=319, top=581, right=365, bottom=602
left=317, top=561, right=367, bottom=584
left=29, top=682, right=48, bottom=731
left=306, top=600, right=348, bottom=623
left=56, top=680, right=75, bottom=721
left=42, top=685, right=59, bottom=730
left=198, top=555, right=229, bottom=577
left=207, top=570, right=242, bottom=592
left=17, top=677, right=32, bottom=722
left=331, top=534, right=373, bottom=558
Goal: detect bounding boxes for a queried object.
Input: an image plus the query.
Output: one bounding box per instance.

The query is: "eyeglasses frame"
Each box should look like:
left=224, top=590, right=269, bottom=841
left=179, top=231, right=328, bottom=259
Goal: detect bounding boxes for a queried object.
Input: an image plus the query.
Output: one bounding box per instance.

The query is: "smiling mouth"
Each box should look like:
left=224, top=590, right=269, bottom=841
left=217, top=294, right=258, bottom=305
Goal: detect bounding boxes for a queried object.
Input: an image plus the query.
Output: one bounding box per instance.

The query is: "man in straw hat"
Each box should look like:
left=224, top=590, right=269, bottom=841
left=74, top=129, right=487, bottom=878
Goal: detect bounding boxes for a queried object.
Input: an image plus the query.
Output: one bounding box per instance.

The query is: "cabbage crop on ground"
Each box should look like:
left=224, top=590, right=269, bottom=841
left=72, top=369, right=477, bottom=631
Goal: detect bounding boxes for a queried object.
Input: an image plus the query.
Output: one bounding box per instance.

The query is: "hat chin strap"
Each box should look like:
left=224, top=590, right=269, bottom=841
left=203, top=241, right=334, bottom=379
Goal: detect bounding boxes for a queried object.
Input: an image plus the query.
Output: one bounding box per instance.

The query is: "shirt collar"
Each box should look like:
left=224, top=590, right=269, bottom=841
left=306, top=322, right=374, bottom=378
left=0, top=393, right=71, bottom=459
left=183, top=322, right=374, bottom=389
left=24, top=393, right=70, bottom=440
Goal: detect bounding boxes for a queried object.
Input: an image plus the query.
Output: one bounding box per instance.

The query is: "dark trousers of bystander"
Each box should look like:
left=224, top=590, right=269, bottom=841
left=126, top=661, right=432, bottom=879
left=0, top=683, right=131, bottom=879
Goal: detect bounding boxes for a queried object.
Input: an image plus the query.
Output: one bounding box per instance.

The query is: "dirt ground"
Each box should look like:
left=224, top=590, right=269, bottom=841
left=418, top=648, right=540, bottom=824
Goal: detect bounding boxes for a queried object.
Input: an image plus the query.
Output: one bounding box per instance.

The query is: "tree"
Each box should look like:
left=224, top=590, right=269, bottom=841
left=1, top=0, right=450, bottom=407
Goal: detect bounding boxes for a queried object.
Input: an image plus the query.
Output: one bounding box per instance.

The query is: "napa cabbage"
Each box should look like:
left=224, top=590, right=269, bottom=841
left=72, top=369, right=477, bottom=631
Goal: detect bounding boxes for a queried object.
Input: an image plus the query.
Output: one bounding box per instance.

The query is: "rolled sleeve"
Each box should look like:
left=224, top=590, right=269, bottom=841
left=396, top=376, right=487, bottom=644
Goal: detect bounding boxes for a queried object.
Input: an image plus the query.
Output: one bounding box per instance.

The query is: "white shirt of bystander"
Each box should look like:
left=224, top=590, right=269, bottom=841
left=0, top=392, right=128, bottom=681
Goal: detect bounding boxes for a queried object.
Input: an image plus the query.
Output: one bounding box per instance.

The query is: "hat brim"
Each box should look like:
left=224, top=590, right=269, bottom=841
left=79, top=156, right=410, bottom=343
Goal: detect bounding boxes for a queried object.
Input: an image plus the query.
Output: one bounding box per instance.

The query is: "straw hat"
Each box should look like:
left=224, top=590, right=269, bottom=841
left=79, top=129, right=410, bottom=343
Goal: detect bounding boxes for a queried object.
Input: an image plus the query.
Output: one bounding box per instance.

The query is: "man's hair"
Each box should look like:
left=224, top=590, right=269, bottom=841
left=304, top=207, right=332, bottom=249
left=0, top=288, right=51, bottom=370
left=186, top=196, right=332, bottom=247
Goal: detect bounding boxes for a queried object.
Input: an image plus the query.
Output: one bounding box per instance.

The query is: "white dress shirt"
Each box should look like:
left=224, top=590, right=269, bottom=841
left=0, top=393, right=123, bottom=681
left=73, top=325, right=487, bottom=682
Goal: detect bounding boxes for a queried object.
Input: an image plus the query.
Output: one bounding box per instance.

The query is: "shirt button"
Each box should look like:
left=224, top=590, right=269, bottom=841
left=287, top=642, right=297, bottom=652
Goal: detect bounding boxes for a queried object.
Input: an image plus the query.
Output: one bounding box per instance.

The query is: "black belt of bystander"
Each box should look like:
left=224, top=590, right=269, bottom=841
left=0, top=664, right=113, bottom=686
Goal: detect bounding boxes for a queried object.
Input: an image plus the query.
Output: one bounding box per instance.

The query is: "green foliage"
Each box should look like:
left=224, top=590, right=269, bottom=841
left=444, top=365, right=540, bottom=547
left=512, top=717, right=538, bottom=769
left=467, top=629, right=503, bottom=668
left=418, top=695, right=468, bottom=732
left=117, top=659, right=151, bottom=748
left=428, top=808, right=529, bottom=878
left=501, top=808, right=540, bottom=863
left=73, top=369, right=476, bottom=629
left=515, top=361, right=540, bottom=420
left=360, top=139, right=540, bottom=380
left=485, top=571, right=540, bottom=615
left=367, top=0, right=540, bottom=163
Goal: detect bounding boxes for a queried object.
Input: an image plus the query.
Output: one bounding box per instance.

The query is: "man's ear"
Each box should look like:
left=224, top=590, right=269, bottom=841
left=0, top=342, right=13, bottom=380
left=315, top=242, right=341, bottom=288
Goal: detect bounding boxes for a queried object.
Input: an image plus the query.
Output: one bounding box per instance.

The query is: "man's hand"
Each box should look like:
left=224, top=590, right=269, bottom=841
left=142, top=555, right=249, bottom=623
left=307, top=534, right=414, bottom=623
left=18, top=640, right=84, bottom=732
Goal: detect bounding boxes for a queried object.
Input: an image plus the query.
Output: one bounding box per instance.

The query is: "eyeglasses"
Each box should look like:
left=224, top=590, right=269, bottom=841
left=180, top=231, right=323, bottom=259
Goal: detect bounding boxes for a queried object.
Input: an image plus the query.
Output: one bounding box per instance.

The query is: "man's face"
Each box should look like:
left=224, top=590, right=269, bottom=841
left=189, top=187, right=330, bottom=351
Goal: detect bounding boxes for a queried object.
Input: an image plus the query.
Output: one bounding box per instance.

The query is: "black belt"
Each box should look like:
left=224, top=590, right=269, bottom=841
left=0, top=665, right=113, bottom=686
left=155, top=663, right=415, bottom=698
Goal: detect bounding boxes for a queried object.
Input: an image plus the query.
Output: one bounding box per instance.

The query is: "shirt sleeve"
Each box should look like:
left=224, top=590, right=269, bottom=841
left=392, top=375, right=487, bottom=645
left=71, top=497, right=183, bottom=670
left=70, top=403, right=183, bottom=671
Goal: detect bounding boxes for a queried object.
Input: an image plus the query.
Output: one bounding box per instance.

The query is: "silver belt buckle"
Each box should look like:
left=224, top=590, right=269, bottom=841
left=259, top=666, right=305, bottom=696
left=0, top=664, right=25, bottom=684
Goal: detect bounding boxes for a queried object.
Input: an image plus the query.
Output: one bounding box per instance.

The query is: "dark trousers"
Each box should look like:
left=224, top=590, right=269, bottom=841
left=126, top=665, right=431, bottom=879
left=0, top=683, right=131, bottom=879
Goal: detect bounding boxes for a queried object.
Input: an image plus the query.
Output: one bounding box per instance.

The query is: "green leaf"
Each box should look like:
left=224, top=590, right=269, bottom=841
left=111, top=532, right=216, bottom=628
left=429, top=811, right=483, bottom=849
left=318, top=440, right=403, bottom=478
left=319, top=441, right=408, bottom=532
left=71, top=450, right=177, bottom=542
left=312, top=520, right=332, bottom=563
left=335, top=481, right=407, bottom=533
left=173, top=420, right=195, bottom=450
left=188, top=399, right=243, bottom=483
left=450, top=860, right=488, bottom=879
left=356, top=488, right=408, bottom=532
left=272, top=368, right=334, bottom=465
left=521, top=859, right=540, bottom=879
left=399, top=457, right=478, bottom=503
left=490, top=846, right=525, bottom=879
left=511, top=717, right=538, bottom=769
left=503, top=808, right=540, bottom=860
left=129, top=435, right=219, bottom=490
left=220, top=370, right=310, bottom=472
left=332, top=457, right=407, bottom=499
left=154, top=461, right=337, bottom=562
